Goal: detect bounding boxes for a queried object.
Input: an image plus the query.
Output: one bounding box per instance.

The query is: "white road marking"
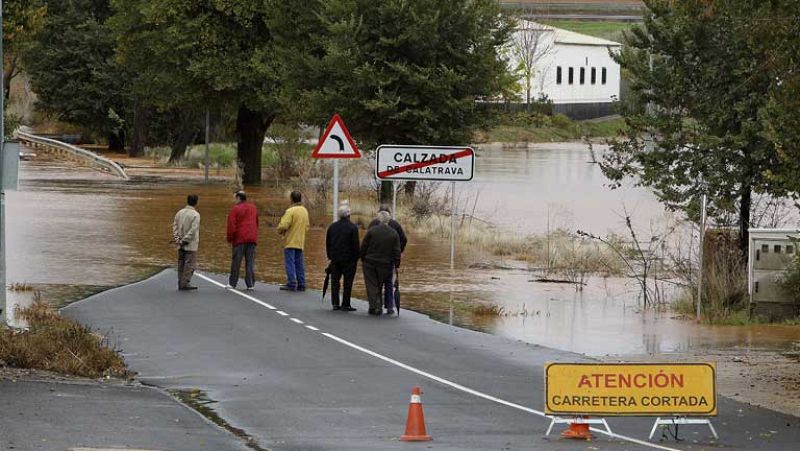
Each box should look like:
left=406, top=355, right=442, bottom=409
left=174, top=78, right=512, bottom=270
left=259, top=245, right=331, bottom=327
left=199, top=272, right=681, bottom=451
left=196, top=274, right=276, bottom=310
left=320, top=332, right=681, bottom=451
left=70, top=448, right=161, bottom=451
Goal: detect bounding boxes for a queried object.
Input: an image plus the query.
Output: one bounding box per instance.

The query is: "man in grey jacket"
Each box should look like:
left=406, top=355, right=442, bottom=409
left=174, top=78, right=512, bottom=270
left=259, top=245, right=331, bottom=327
left=172, top=194, right=201, bottom=290
left=367, top=205, right=407, bottom=314
left=360, top=211, right=401, bottom=315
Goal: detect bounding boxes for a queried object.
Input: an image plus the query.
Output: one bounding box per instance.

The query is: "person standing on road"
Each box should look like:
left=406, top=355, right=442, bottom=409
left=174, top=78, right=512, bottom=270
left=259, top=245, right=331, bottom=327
left=226, top=191, right=259, bottom=290
left=368, top=205, right=407, bottom=314
left=172, top=194, right=201, bottom=291
left=360, top=211, right=401, bottom=316
left=277, top=191, right=310, bottom=291
left=326, top=204, right=360, bottom=311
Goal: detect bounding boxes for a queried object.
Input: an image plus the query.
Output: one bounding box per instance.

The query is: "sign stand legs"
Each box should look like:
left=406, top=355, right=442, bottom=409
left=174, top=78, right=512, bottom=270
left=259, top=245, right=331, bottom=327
left=332, top=159, right=339, bottom=223
left=649, top=417, right=718, bottom=440
left=545, top=416, right=613, bottom=436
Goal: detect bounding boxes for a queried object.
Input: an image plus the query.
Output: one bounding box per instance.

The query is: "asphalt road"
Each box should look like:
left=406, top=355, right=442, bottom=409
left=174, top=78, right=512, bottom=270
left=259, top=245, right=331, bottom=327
left=0, top=378, right=247, bottom=451
left=64, top=269, right=799, bottom=450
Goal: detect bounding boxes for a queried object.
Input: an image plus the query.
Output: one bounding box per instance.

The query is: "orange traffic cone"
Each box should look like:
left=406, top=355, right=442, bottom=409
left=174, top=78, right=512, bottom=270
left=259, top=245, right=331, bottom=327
left=400, top=386, right=432, bottom=441
left=561, top=416, right=592, bottom=440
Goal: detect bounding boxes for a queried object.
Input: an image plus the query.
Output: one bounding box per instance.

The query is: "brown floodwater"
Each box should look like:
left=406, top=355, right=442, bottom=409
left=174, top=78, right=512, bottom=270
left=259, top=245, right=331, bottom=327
left=5, top=150, right=799, bottom=357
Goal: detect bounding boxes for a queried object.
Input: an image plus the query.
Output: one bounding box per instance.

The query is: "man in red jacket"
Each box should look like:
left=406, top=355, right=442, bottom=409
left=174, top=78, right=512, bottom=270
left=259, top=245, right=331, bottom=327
left=226, top=191, right=259, bottom=290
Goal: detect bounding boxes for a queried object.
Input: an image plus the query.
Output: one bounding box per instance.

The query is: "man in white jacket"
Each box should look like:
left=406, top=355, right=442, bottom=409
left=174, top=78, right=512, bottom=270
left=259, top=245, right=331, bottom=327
left=172, top=194, right=201, bottom=290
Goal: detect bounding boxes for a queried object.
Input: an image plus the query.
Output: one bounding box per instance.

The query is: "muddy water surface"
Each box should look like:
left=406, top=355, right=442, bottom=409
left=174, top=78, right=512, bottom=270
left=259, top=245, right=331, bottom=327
left=6, top=150, right=798, bottom=360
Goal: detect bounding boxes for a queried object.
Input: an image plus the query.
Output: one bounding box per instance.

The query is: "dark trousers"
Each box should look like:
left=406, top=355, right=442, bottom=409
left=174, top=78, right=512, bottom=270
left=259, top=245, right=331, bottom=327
left=363, top=260, right=391, bottom=312
left=330, top=259, right=357, bottom=308
left=383, top=263, right=395, bottom=309
left=229, top=243, right=256, bottom=288
left=177, top=248, right=197, bottom=289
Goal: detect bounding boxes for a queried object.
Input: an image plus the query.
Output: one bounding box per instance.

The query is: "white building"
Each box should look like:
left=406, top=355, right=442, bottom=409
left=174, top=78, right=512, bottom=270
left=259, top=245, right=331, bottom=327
left=508, top=21, right=622, bottom=118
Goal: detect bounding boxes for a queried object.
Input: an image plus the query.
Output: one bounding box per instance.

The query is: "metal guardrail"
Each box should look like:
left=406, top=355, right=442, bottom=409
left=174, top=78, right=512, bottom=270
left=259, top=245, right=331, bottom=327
left=16, top=131, right=129, bottom=180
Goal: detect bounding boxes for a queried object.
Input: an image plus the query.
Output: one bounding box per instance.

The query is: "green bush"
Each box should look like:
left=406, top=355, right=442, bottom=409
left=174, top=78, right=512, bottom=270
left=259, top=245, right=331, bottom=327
left=551, top=113, right=574, bottom=129
left=4, top=111, right=22, bottom=139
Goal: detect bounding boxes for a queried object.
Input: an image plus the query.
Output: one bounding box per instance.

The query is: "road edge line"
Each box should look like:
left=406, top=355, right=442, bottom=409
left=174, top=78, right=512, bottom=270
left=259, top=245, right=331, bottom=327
left=197, top=272, right=681, bottom=451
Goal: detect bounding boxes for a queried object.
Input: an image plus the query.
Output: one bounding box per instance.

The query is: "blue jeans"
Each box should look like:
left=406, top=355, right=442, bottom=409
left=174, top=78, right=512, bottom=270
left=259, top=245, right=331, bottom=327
left=383, top=263, right=394, bottom=309
left=284, top=248, right=306, bottom=289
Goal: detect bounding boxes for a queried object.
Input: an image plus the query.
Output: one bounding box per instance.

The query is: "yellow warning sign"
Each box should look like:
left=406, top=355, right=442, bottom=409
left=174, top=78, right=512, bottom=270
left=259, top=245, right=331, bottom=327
left=545, top=363, right=717, bottom=416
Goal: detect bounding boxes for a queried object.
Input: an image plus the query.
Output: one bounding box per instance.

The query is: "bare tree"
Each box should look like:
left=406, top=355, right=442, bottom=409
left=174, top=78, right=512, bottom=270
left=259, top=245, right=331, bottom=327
left=578, top=206, right=678, bottom=307
left=511, top=18, right=554, bottom=107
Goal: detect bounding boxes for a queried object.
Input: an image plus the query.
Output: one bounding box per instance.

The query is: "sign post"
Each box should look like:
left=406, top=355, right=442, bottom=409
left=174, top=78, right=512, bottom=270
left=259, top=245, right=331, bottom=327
left=375, top=145, right=475, bottom=270
left=311, top=114, right=361, bottom=222
left=450, top=181, right=456, bottom=270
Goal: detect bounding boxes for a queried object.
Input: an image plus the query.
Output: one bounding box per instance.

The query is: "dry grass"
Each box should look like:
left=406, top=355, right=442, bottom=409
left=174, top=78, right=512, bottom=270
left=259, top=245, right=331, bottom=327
left=410, top=212, right=626, bottom=277
left=8, top=282, right=34, bottom=292
left=471, top=303, right=506, bottom=317
left=670, top=232, right=750, bottom=324
left=0, top=299, right=128, bottom=378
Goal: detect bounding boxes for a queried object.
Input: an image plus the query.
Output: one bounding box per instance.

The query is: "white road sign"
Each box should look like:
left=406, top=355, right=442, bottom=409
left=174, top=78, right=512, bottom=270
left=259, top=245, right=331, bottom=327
left=312, top=114, right=361, bottom=159
left=375, top=145, right=475, bottom=181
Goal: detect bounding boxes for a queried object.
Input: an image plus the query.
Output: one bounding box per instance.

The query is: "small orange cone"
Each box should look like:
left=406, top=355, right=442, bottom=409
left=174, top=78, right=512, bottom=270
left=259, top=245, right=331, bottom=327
left=400, top=386, right=432, bottom=441
left=561, top=416, right=593, bottom=440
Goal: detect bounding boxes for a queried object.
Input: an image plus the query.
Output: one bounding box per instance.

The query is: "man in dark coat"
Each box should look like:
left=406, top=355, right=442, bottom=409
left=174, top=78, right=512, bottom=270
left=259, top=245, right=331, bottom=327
left=361, top=211, right=401, bottom=315
left=368, top=205, right=407, bottom=314
left=326, top=205, right=360, bottom=312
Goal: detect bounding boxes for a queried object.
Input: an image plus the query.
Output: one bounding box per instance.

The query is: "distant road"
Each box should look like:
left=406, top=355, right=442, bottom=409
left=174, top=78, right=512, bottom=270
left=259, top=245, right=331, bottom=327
left=65, top=270, right=799, bottom=450
left=527, top=14, right=643, bottom=21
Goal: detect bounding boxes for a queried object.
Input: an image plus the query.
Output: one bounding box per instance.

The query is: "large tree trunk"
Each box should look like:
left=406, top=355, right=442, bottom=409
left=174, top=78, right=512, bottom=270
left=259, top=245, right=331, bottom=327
left=168, top=109, right=199, bottom=163
left=404, top=180, right=417, bottom=197
left=108, top=130, right=125, bottom=151
left=380, top=181, right=393, bottom=204
left=236, top=105, right=273, bottom=185
left=3, top=56, right=19, bottom=100
left=129, top=101, right=149, bottom=157
left=738, top=183, right=752, bottom=257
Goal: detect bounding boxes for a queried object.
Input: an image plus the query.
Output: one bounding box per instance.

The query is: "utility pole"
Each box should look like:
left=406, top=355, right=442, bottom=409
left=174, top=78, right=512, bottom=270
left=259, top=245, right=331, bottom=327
left=204, top=109, right=210, bottom=183
left=697, top=191, right=707, bottom=322
left=1, top=0, right=7, bottom=324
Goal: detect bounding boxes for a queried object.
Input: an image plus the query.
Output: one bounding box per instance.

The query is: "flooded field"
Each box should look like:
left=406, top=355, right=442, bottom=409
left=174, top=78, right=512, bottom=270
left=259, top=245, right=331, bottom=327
left=7, top=148, right=798, bottom=357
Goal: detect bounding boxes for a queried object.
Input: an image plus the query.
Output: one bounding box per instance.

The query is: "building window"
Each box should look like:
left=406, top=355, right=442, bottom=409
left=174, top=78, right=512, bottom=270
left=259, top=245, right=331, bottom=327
left=579, top=67, right=585, bottom=85
left=591, top=67, right=596, bottom=85
left=775, top=245, right=782, bottom=254
left=568, top=67, right=574, bottom=85
left=787, top=245, right=795, bottom=254
left=556, top=67, right=562, bottom=85
left=762, top=244, right=770, bottom=253
left=602, top=67, right=607, bottom=84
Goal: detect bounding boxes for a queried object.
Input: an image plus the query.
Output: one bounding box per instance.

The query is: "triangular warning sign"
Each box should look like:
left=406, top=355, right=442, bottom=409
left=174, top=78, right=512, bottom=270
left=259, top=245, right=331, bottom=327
left=311, top=114, right=361, bottom=159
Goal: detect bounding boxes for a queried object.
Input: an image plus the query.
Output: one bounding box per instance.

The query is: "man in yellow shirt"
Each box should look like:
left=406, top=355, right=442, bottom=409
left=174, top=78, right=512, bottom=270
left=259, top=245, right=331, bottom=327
left=277, top=191, right=310, bottom=291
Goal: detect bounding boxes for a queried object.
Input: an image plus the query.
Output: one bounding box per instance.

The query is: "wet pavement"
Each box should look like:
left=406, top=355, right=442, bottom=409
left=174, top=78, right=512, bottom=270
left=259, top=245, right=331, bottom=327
left=63, top=269, right=800, bottom=451
left=0, top=376, right=248, bottom=451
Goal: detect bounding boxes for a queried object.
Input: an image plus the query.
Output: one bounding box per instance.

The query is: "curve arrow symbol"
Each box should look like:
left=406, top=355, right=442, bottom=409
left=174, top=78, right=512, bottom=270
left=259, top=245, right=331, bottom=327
left=330, top=135, right=345, bottom=152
